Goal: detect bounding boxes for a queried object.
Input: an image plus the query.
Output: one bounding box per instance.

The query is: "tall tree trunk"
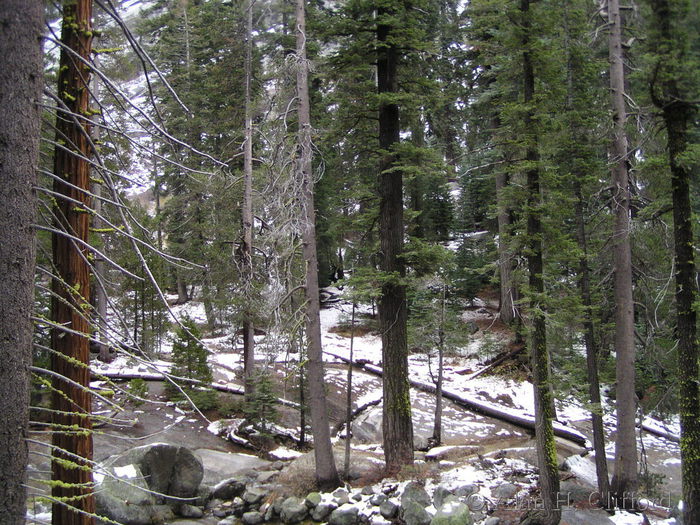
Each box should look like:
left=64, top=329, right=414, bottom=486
left=241, top=0, right=256, bottom=399
left=607, top=0, right=638, bottom=504
left=649, top=0, right=699, bottom=520
left=51, top=1, right=96, bottom=523
left=495, top=170, right=518, bottom=325
left=521, top=0, right=560, bottom=521
left=432, top=285, right=446, bottom=445
left=89, top=58, right=111, bottom=363
left=0, top=2, right=42, bottom=522
left=562, top=2, right=610, bottom=499
left=296, top=0, right=341, bottom=491
left=574, top=183, right=611, bottom=504
left=344, top=303, right=356, bottom=479
left=377, top=3, right=414, bottom=474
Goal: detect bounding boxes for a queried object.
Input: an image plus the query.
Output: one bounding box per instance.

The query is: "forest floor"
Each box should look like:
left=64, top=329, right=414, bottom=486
left=27, top=288, right=681, bottom=525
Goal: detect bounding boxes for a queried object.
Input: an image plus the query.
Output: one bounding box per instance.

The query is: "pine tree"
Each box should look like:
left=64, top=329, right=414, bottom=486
left=0, top=1, right=42, bottom=521
left=607, top=0, right=639, bottom=503
left=50, top=1, right=97, bottom=522
left=166, top=316, right=215, bottom=408
left=648, top=0, right=700, bottom=519
left=296, top=0, right=341, bottom=490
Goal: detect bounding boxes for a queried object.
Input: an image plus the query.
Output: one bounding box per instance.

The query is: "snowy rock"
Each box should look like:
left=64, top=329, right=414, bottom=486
left=196, top=448, right=270, bottom=485
left=362, top=485, right=377, bottom=496
left=305, top=492, right=322, bottom=508
left=218, top=518, right=237, bottom=525
left=379, top=500, right=399, bottom=519
left=280, top=496, right=309, bottom=523
left=333, top=487, right=351, bottom=505
left=431, top=498, right=473, bottom=525
left=491, top=483, right=519, bottom=500
left=211, top=477, right=246, bottom=500
left=311, top=502, right=338, bottom=521
left=483, top=518, right=500, bottom=525
left=432, top=485, right=454, bottom=509
left=370, top=493, right=387, bottom=506
left=454, top=485, right=478, bottom=498
left=329, top=504, right=360, bottom=525
left=352, top=492, right=363, bottom=502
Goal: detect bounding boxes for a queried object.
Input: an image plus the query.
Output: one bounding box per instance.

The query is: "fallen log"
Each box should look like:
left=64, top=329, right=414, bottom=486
left=90, top=369, right=299, bottom=408
left=640, top=420, right=680, bottom=443
left=325, top=351, right=588, bottom=446
left=457, top=343, right=526, bottom=380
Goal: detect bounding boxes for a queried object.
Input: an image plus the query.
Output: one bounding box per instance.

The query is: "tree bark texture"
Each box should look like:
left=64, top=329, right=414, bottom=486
left=377, top=4, right=414, bottom=474
left=495, top=171, right=518, bottom=325
left=296, top=0, right=342, bottom=491
left=574, top=183, right=611, bottom=504
left=607, top=0, right=638, bottom=504
left=0, top=1, right=42, bottom=522
left=649, top=0, right=699, bottom=520
left=51, top=1, right=96, bottom=522
left=521, top=0, right=561, bottom=521
left=242, top=0, right=256, bottom=398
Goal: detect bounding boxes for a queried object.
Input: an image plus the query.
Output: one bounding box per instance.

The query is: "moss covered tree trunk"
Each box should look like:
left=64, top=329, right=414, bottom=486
left=649, top=0, right=699, bottom=520
left=50, top=0, right=96, bottom=523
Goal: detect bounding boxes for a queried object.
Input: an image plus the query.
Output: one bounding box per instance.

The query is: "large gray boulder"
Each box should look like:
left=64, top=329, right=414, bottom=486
left=122, top=443, right=204, bottom=501
left=95, top=463, right=162, bottom=525
left=95, top=443, right=205, bottom=524
left=311, top=502, right=338, bottom=521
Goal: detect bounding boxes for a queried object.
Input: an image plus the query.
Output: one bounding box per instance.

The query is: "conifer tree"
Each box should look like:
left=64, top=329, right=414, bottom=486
left=648, top=0, right=699, bottom=519
left=607, top=0, right=639, bottom=503
left=50, top=0, right=96, bottom=522
left=296, top=0, right=341, bottom=489
left=0, top=1, right=42, bottom=521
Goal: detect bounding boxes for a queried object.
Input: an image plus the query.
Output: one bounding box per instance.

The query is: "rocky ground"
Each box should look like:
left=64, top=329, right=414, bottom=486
left=26, top=294, right=682, bottom=525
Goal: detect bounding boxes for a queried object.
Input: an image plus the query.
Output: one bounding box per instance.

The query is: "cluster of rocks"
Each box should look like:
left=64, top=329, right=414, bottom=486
left=211, top=480, right=490, bottom=525
left=94, top=443, right=503, bottom=525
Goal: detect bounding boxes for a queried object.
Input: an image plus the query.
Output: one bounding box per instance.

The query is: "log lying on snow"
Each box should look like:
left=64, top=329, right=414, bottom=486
left=326, top=351, right=588, bottom=446
left=640, top=420, right=680, bottom=443
left=91, top=370, right=299, bottom=408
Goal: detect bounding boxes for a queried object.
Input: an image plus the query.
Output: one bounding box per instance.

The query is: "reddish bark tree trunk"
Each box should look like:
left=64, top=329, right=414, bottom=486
left=51, top=1, right=96, bottom=523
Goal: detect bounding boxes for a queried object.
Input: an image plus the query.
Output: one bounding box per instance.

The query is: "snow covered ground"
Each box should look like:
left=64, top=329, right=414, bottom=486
left=85, top=290, right=681, bottom=524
